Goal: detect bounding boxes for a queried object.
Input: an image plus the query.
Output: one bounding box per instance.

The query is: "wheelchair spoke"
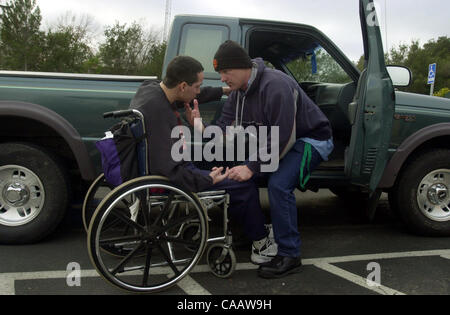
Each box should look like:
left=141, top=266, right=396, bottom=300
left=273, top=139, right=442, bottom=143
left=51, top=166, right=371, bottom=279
left=134, top=191, right=150, bottom=228
left=111, top=209, right=146, bottom=234
left=152, top=192, right=175, bottom=227
left=159, top=213, right=198, bottom=234
left=101, top=216, right=124, bottom=232
left=111, top=242, right=145, bottom=276
left=99, top=234, right=142, bottom=247
left=142, top=244, right=153, bottom=286
left=160, top=235, right=199, bottom=247
left=157, top=243, right=181, bottom=276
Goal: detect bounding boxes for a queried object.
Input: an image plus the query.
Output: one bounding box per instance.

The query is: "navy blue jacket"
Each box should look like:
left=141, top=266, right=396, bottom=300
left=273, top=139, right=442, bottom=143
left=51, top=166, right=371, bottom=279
left=216, top=58, right=332, bottom=174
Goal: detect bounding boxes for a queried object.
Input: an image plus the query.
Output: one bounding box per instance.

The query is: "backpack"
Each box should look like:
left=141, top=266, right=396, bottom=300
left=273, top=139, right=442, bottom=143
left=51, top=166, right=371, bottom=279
left=95, top=117, right=146, bottom=187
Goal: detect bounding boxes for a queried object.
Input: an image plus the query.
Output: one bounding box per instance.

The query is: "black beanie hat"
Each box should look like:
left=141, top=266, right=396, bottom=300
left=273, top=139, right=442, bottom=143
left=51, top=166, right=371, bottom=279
left=213, top=40, right=253, bottom=72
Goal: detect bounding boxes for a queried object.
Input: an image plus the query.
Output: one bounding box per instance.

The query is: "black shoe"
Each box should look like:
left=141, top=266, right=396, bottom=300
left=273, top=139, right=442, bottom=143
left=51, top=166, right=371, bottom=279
left=257, top=255, right=302, bottom=279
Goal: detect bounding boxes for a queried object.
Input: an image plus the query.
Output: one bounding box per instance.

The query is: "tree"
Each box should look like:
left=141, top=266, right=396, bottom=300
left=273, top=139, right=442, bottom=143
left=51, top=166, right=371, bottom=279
left=98, top=21, right=164, bottom=76
left=40, top=26, right=93, bottom=73
left=356, top=37, right=449, bottom=95
left=286, top=48, right=351, bottom=84
left=407, top=37, right=449, bottom=95
left=0, top=0, right=44, bottom=71
left=53, top=12, right=100, bottom=48
left=434, top=87, right=450, bottom=98
left=98, top=22, right=144, bottom=74
left=137, top=41, right=167, bottom=78
left=40, top=13, right=97, bottom=73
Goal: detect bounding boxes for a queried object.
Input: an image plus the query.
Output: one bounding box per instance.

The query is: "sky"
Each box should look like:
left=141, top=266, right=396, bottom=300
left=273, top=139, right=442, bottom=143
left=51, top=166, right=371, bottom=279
left=30, top=0, right=450, bottom=62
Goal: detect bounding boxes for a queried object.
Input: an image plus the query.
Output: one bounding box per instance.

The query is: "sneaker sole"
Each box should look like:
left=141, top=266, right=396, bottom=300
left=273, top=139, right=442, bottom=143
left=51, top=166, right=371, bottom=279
left=250, top=253, right=274, bottom=265
left=257, top=264, right=303, bottom=279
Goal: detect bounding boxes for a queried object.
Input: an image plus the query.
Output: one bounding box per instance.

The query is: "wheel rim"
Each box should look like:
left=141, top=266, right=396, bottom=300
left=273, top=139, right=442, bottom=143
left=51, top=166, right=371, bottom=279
left=207, top=244, right=236, bottom=278
left=82, top=173, right=114, bottom=233
left=417, top=169, right=450, bottom=222
left=0, top=165, right=45, bottom=227
left=91, top=183, right=207, bottom=292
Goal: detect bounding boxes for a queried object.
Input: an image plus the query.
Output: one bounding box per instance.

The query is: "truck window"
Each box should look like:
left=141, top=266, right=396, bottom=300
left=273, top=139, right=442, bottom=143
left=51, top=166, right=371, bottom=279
left=285, top=48, right=352, bottom=84
left=179, top=24, right=229, bottom=76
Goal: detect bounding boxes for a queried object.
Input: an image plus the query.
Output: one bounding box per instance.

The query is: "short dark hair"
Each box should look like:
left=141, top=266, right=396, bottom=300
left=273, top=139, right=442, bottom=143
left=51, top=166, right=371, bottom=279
left=163, top=56, right=204, bottom=88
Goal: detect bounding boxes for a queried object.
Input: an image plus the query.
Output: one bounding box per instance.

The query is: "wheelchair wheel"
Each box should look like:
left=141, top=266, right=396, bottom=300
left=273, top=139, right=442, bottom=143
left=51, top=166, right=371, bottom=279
left=87, top=176, right=208, bottom=293
left=82, top=173, right=115, bottom=233
left=207, top=244, right=236, bottom=278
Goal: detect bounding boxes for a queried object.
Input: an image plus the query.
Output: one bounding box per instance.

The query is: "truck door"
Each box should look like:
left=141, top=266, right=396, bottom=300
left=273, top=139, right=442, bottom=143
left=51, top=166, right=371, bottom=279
left=345, top=0, right=395, bottom=194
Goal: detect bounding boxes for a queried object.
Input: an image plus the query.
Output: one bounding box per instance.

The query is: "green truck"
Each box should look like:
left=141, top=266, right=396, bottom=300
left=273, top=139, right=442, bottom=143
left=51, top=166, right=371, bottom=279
left=0, top=0, right=449, bottom=244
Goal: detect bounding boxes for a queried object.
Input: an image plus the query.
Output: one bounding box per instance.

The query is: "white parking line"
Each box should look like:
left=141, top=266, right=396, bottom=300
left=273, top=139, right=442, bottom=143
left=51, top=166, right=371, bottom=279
left=314, top=262, right=405, bottom=295
left=1, top=249, right=449, bottom=295
left=0, top=270, right=99, bottom=295
left=177, top=275, right=212, bottom=295
left=302, top=249, right=450, bottom=264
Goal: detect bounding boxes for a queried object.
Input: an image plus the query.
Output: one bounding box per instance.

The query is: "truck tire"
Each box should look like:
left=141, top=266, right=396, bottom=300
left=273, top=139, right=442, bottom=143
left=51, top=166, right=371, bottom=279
left=394, top=149, right=450, bottom=236
left=0, top=143, right=70, bottom=244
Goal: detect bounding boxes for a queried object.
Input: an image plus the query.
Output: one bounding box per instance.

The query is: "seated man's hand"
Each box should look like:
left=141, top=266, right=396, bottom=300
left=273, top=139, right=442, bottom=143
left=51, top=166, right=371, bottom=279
left=209, top=167, right=230, bottom=185
left=184, top=99, right=201, bottom=126
left=228, top=165, right=253, bottom=182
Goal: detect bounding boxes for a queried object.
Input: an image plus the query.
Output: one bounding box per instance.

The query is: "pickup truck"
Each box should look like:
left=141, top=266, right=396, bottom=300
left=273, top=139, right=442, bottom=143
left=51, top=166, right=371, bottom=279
left=0, top=0, right=449, bottom=244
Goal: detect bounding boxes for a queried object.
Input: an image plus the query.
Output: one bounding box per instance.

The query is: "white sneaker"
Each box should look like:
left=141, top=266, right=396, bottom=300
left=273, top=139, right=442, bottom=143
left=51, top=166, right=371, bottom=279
left=251, top=226, right=278, bottom=265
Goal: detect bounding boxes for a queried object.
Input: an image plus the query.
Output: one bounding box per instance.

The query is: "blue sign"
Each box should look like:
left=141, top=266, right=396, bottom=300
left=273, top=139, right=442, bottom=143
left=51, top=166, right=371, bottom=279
left=428, top=63, right=436, bottom=84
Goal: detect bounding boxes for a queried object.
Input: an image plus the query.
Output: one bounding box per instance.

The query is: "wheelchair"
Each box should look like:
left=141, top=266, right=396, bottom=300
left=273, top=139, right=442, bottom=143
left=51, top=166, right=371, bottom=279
left=84, top=109, right=237, bottom=293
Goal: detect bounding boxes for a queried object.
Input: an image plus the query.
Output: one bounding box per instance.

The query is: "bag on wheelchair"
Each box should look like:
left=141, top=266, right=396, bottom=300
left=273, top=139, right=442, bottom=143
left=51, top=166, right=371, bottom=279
left=95, top=117, right=145, bottom=187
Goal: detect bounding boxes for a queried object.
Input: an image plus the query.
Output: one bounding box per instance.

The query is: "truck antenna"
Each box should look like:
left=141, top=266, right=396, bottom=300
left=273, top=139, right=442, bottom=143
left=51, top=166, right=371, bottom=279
left=163, top=0, right=172, bottom=43
left=0, top=0, right=10, bottom=11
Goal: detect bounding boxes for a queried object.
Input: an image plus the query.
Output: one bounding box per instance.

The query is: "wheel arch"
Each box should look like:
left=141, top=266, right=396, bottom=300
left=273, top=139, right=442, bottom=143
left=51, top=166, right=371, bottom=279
left=379, top=123, right=450, bottom=189
left=0, top=101, right=96, bottom=181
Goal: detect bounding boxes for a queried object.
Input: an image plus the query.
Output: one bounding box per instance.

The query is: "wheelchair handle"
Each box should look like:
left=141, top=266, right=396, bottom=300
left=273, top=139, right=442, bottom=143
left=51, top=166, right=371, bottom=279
left=103, top=109, right=139, bottom=119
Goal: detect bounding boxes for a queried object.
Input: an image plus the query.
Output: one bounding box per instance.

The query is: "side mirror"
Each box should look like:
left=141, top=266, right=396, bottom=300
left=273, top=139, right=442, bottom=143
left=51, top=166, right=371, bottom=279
left=386, top=65, right=412, bottom=87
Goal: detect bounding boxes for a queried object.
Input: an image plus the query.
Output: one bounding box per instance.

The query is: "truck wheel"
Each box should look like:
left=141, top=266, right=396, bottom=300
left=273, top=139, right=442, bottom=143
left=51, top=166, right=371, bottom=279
left=0, top=143, right=69, bottom=244
left=395, top=149, right=450, bottom=236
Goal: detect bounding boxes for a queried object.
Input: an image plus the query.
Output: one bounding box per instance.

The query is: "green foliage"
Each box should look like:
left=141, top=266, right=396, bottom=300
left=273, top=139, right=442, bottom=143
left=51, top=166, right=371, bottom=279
left=40, top=25, right=93, bottom=73
left=0, top=0, right=447, bottom=88
left=286, top=48, right=351, bottom=84
left=405, top=37, right=449, bottom=95
left=0, top=0, right=166, bottom=77
left=434, top=87, right=450, bottom=98
left=137, top=41, right=167, bottom=78
left=356, top=37, right=449, bottom=95
left=97, top=22, right=165, bottom=76
left=98, top=22, right=144, bottom=74
left=0, top=0, right=44, bottom=71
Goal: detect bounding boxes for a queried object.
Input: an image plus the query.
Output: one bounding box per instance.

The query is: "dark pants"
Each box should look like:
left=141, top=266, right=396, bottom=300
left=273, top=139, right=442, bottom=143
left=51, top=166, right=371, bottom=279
left=186, top=163, right=267, bottom=242
left=264, top=139, right=323, bottom=257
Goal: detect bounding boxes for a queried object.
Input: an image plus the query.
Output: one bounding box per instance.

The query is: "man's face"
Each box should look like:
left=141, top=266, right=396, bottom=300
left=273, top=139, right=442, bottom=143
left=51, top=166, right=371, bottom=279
left=219, top=68, right=250, bottom=91
left=179, top=72, right=204, bottom=103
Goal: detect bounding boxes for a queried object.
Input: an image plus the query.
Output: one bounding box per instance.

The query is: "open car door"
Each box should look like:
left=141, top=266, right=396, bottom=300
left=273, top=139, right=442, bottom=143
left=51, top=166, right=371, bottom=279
left=345, top=0, right=395, bottom=195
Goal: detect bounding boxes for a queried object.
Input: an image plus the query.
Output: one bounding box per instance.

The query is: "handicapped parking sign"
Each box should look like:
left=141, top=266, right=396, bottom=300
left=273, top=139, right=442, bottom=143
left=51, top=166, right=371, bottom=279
left=428, top=63, right=436, bottom=84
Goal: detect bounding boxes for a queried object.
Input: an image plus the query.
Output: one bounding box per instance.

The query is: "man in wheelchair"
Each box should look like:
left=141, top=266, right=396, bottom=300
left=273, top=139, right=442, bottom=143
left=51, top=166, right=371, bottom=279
left=129, top=56, right=277, bottom=266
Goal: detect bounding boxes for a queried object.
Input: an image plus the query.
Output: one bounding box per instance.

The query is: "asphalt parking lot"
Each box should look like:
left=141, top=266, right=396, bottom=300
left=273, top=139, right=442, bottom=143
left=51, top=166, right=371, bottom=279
left=0, top=189, right=449, bottom=296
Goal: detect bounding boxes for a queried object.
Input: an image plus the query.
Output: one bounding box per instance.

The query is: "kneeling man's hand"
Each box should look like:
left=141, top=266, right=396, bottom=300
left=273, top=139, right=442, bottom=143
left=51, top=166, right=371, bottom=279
left=209, top=167, right=230, bottom=185
left=229, top=165, right=253, bottom=182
